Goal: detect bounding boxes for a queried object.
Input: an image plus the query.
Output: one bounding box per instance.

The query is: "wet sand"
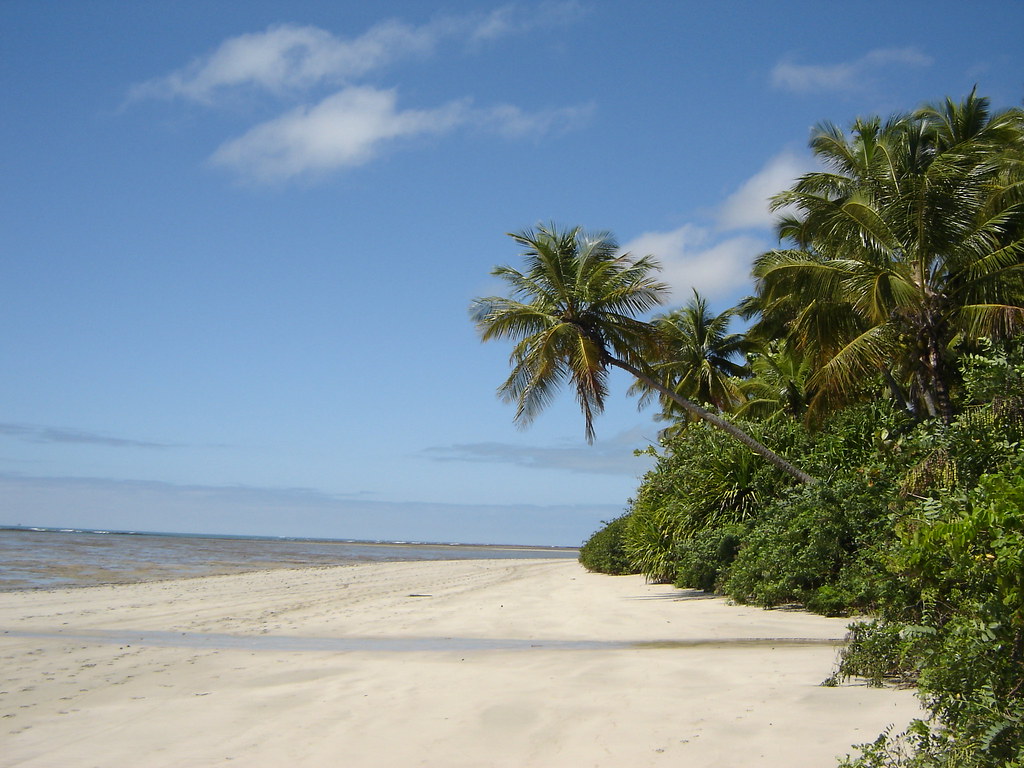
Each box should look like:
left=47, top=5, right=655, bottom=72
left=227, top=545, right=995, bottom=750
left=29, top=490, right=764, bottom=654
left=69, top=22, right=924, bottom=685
left=0, top=559, right=922, bottom=767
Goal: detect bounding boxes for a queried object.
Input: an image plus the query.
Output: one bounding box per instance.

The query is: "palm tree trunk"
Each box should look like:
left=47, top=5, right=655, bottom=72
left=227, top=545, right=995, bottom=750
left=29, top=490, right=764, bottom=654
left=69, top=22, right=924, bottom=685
left=915, top=371, right=938, bottom=418
left=608, top=357, right=817, bottom=485
left=881, top=366, right=915, bottom=416
left=927, top=344, right=955, bottom=425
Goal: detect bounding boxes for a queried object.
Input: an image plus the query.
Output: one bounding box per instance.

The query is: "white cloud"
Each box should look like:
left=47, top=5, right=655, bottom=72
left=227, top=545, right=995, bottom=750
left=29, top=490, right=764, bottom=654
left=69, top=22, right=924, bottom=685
left=621, top=151, right=823, bottom=303
left=133, top=5, right=585, bottom=104
left=469, top=1, right=585, bottom=43
left=210, top=86, right=467, bottom=180
left=133, top=19, right=475, bottom=103
left=132, top=7, right=592, bottom=182
left=771, top=47, right=932, bottom=94
left=624, top=226, right=765, bottom=305
left=210, top=86, right=592, bottom=182
left=716, top=150, right=814, bottom=231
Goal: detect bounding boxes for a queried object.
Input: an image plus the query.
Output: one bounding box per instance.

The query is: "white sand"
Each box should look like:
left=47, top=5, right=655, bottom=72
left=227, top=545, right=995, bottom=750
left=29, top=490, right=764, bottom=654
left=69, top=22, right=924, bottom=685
left=0, top=559, right=921, bottom=767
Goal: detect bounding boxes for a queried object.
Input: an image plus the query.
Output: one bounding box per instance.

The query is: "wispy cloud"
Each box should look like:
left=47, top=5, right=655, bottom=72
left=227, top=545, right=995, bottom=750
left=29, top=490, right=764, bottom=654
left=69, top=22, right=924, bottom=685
left=0, top=423, right=172, bottom=449
left=477, top=102, right=596, bottom=139
left=130, top=4, right=591, bottom=182
left=468, top=1, right=585, bottom=43
left=133, top=5, right=585, bottom=102
left=425, top=428, right=655, bottom=476
left=208, top=89, right=595, bottom=181
left=771, top=47, right=932, bottom=94
left=130, top=22, right=424, bottom=102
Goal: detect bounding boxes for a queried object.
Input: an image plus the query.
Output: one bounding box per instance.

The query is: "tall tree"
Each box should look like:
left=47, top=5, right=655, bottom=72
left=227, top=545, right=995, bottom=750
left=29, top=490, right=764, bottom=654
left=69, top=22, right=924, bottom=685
left=751, top=92, right=1024, bottom=423
left=470, top=224, right=815, bottom=484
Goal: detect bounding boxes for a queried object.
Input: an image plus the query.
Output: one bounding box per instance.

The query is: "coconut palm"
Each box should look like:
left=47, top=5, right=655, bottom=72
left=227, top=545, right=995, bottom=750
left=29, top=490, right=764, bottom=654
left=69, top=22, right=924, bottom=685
left=631, top=290, right=750, bottom=423
left=733, top=339, right=815, bottom=424
left=470, top=224, right=815, bottom=484
left=751, top=92, right=1024, bottom=423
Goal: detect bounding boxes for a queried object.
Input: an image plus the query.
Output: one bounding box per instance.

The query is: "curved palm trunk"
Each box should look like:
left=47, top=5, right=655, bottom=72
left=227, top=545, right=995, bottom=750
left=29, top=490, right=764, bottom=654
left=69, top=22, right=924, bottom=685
left=608, top=357, right=817, bottom=485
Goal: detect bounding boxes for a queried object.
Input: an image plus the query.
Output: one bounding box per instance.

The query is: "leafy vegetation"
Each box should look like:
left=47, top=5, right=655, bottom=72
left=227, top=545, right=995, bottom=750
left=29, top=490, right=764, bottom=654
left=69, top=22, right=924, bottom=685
left=577, top=514, right=635, bottom=575
left=476, top=92, right=1024, bottom=765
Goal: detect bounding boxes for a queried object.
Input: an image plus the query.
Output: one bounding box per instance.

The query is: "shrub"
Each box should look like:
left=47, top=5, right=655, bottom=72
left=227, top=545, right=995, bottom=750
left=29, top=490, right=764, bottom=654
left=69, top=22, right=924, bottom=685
left=578, top=514, right=637, bottom=575
left=624, top=503, right=680, bottom=583
left=828, top=619, right=919, bottom=688
left=673, top=523, right=746, bottom=592
left=724, top=475, right=894, bottom=614
left=840, top=461, right=1024, bottom=766
left=621, top=418, right=799, bottom=582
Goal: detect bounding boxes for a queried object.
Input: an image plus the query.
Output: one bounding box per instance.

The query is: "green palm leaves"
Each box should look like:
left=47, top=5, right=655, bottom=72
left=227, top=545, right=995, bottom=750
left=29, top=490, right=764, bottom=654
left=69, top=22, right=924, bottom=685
left=636, top=290, right=750, bottom=419
left=470, top=225, right=667, bottom=442
left=472, top=224, right=816, bottom=484
left=753, top=92, right=1024, bottom=422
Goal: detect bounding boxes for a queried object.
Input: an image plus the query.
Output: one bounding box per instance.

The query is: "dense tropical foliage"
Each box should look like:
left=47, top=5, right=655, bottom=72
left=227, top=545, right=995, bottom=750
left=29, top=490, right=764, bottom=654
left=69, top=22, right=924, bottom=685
left=752, top=90, right=1024, bottom=424
left=475, top=92, right=1024, bottom=766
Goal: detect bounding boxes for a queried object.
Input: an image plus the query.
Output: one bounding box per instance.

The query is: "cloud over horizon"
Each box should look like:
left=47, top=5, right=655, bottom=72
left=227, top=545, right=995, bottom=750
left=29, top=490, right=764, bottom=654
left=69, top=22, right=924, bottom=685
left=0, top=423, right=173, bottom=449
left=0, top=471, right=611, bottom=546
left=425, top=427, right=655, bottom=477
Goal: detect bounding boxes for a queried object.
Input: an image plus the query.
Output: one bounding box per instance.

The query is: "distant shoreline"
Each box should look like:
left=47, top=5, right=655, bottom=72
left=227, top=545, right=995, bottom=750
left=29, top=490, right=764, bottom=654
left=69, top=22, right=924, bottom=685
left=0, top=526, right=578, bottom=591
left=0, top=524, right=578, bottom=552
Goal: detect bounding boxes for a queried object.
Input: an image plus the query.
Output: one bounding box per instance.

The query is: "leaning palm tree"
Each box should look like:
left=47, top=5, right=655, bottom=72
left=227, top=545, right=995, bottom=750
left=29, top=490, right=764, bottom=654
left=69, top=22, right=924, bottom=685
left=470, top=224, right=815, bottom=484
left=752, top=92, right=1024, bottom=423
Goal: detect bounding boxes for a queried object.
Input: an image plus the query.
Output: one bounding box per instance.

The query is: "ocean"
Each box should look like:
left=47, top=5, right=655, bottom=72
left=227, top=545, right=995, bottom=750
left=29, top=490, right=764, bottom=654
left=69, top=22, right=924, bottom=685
left=0, top=527, right=577, bottom=591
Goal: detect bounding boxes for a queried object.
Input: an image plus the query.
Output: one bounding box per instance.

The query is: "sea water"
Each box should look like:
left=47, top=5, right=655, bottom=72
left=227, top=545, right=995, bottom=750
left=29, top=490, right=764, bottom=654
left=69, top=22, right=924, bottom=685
left=0, top=527, right=577, bottom=591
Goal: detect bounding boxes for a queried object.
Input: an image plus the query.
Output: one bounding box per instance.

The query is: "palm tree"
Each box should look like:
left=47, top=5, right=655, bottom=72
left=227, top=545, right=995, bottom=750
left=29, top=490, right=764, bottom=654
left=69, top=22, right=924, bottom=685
left=631, top=290, right=750, bottom=423
left=733, top=339, right=815, bottom=424
left=751, top=92, right=1024, bottom=423
left=470, top=224, right=816, bottom=484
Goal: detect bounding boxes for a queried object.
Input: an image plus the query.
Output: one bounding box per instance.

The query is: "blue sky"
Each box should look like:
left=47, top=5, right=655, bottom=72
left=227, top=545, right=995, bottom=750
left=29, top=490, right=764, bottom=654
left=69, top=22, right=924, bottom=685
left=2, top=1, right=1022, bottom=545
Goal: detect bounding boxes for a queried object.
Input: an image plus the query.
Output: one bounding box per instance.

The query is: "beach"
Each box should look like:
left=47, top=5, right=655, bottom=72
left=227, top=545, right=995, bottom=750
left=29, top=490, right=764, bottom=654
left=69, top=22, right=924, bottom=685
left=0, top=559, right=921, bottom=767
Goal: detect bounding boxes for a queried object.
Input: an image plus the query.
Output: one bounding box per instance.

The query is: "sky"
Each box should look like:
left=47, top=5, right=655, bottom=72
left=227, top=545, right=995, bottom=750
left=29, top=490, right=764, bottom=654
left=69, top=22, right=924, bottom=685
left=2, top=1, right=1022, bottom=546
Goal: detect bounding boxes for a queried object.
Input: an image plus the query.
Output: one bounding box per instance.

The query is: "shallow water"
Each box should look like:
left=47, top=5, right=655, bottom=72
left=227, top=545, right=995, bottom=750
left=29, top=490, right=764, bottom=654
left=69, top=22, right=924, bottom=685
left=0, top=528, right=576, bottom=591
left=0, top=627, right=846, bottom=653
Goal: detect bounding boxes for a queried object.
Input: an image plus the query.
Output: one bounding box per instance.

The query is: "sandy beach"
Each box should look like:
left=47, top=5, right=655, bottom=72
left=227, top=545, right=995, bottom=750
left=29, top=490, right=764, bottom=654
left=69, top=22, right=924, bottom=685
left=0, top=559, right=921, bottom=767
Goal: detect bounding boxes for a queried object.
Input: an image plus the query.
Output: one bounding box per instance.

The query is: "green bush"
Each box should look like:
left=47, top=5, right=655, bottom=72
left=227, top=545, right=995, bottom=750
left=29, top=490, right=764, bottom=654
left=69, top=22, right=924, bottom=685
left=673, top=523, right=746, bottom=592
left=828, top=619, right=918, bottom=688
left=578, top=514, right=637, bottom=575
left=840, top=461, right=1024, bottom=766
left=624, top=503, right=680, bottom=583
left=621, top=419, right=800, bottom=582
left=724, top=475, right=893, bottom=614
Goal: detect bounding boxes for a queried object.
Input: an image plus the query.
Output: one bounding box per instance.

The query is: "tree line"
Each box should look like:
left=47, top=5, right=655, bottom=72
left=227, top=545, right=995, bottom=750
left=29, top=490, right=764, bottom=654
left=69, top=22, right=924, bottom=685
left=473, top=91, right=1024, bottom=767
